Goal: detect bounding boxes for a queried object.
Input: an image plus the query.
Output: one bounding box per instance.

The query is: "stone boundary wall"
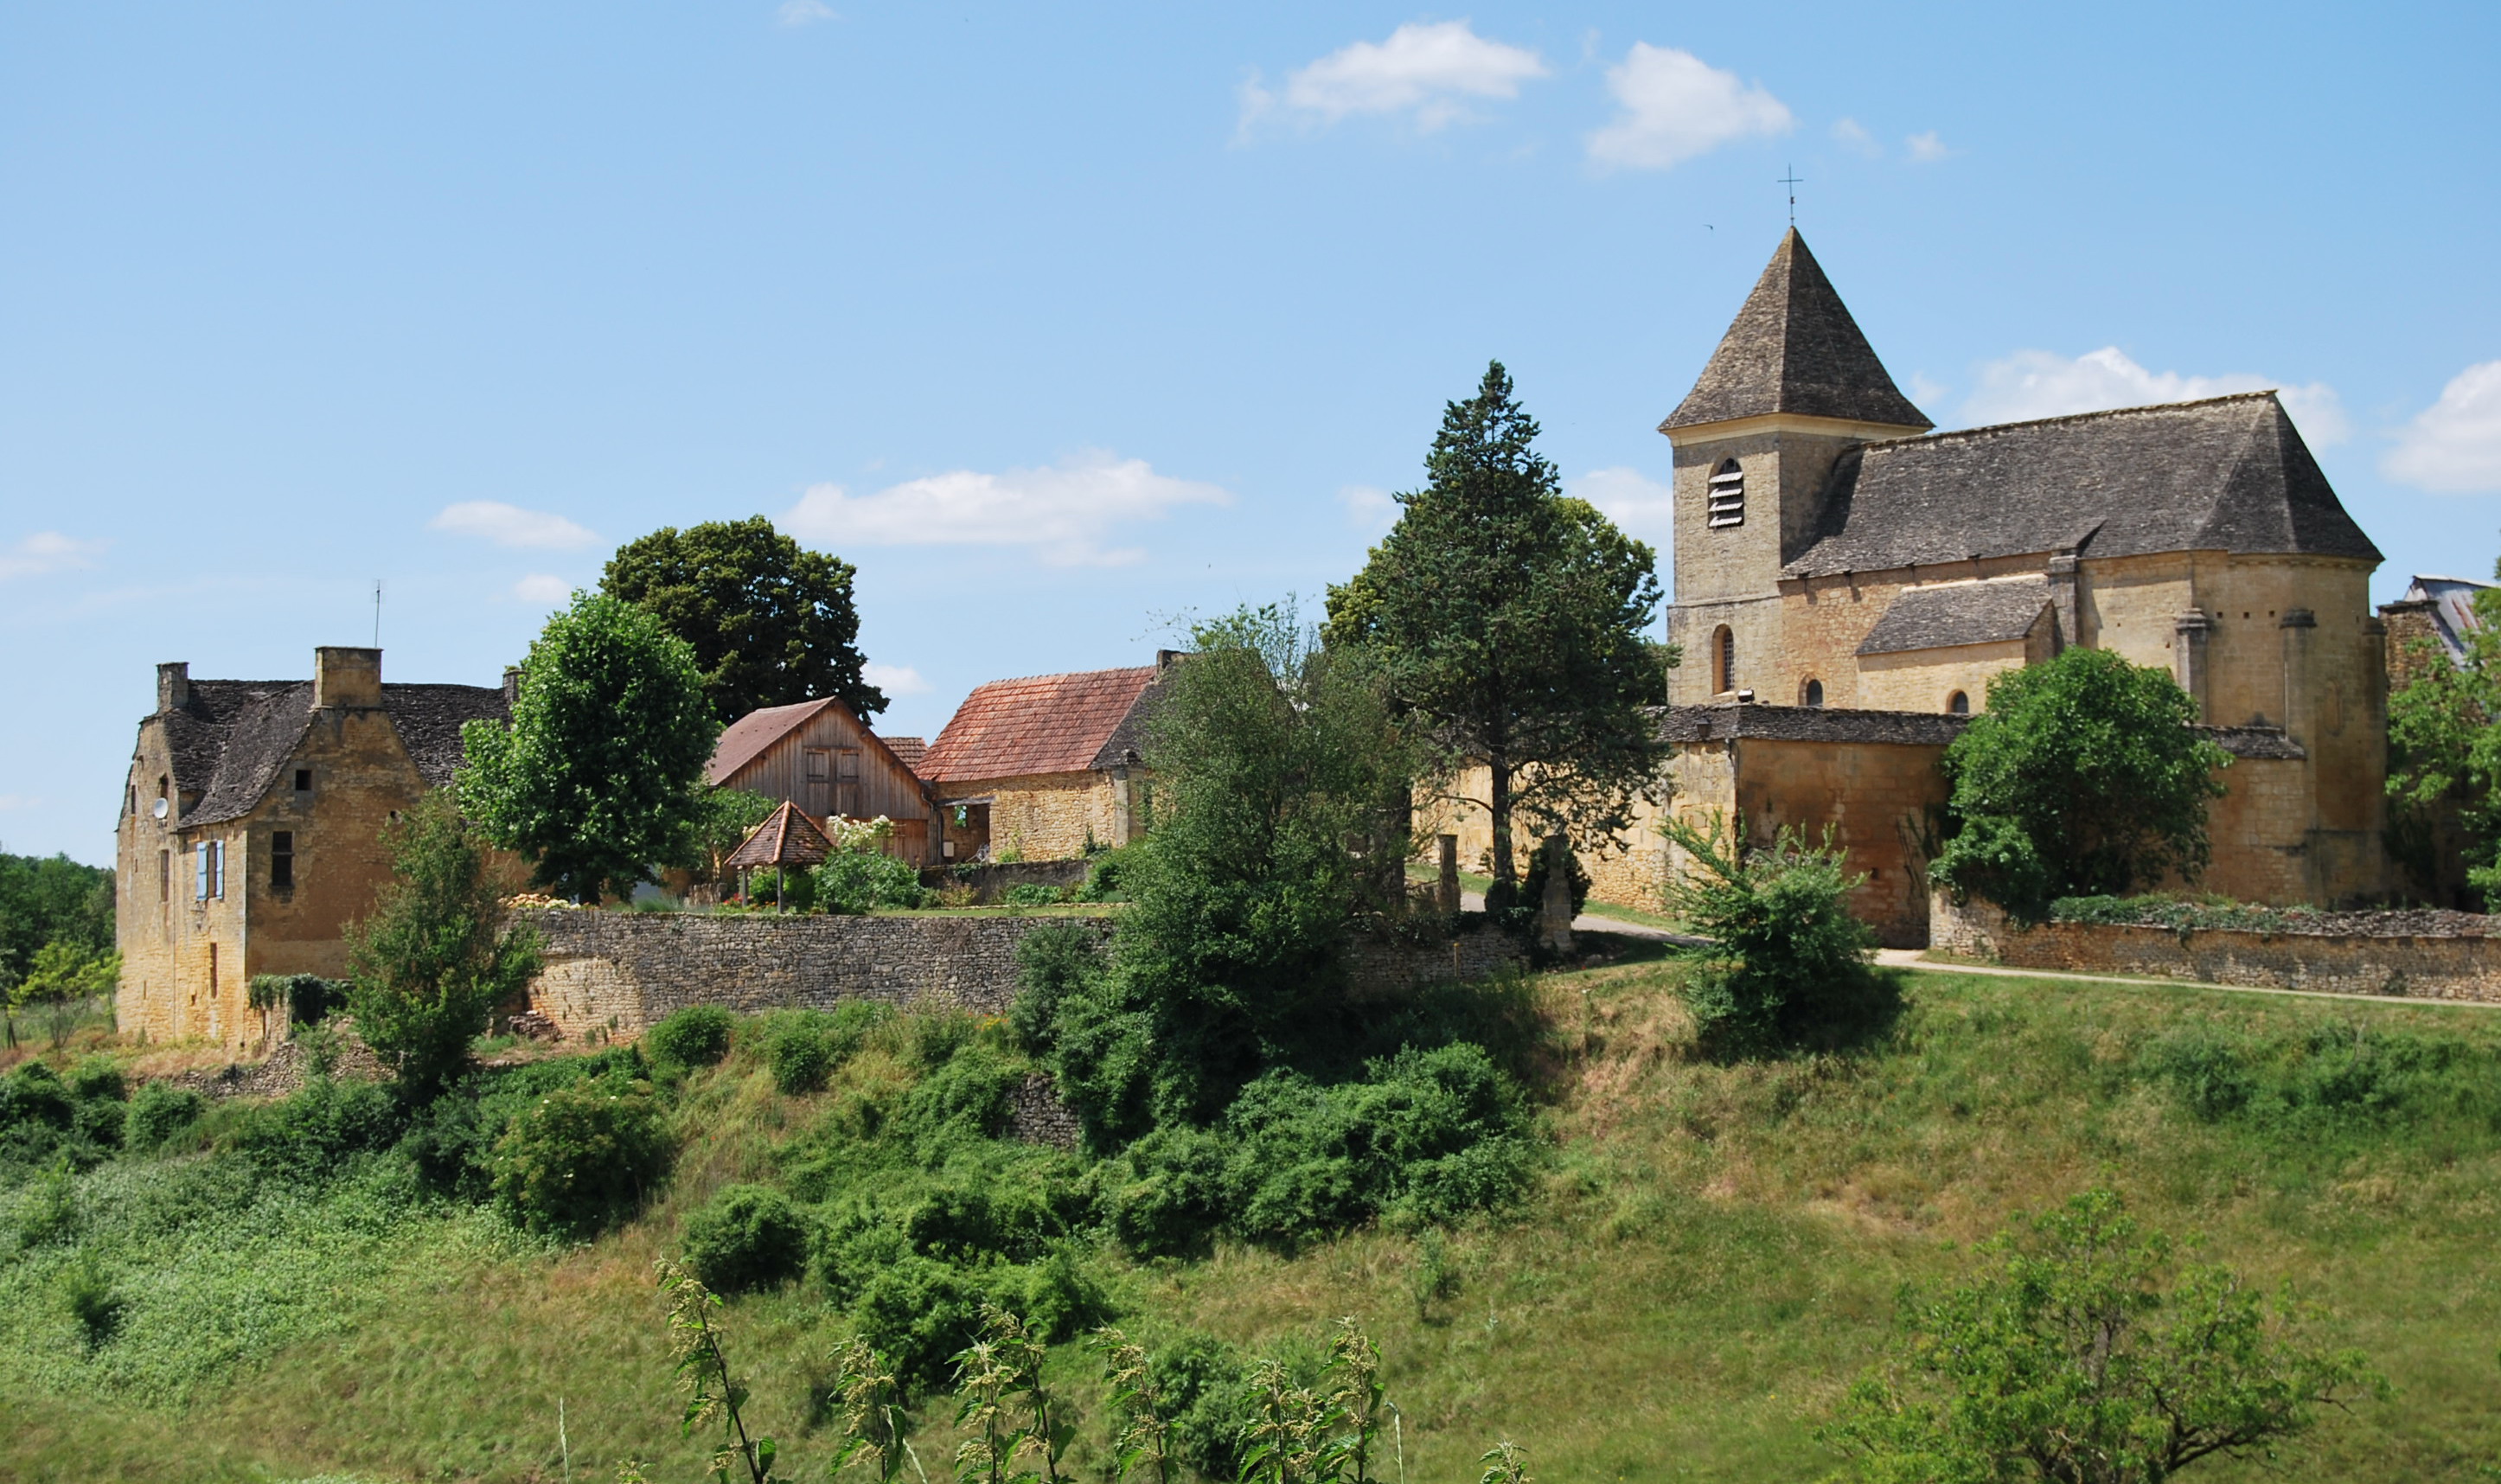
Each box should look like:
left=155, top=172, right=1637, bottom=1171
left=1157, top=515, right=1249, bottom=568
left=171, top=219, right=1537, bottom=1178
left=918, top=860, right=1091, bottom=903
left=520, top=908, right=1531, bottom=1040
left=1930, top=892, right=2501, bottom=1002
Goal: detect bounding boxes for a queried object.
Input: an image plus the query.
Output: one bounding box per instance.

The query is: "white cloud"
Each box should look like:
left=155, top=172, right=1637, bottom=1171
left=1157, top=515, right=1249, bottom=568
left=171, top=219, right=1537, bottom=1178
left=783, top=451, right=1231, bottom=567
left=2385, top=361, right=2501, bottom=495
left=1339, top=485, right=1399, bottom=534
left=1242, top=21, right=1548, bottom=135
left=1569, top=466, right=1674, bottom=544
left=776, top=0, right=835, bottom=23
left=0, top=531, right=106, bottom=582
left=512, top=574, right=572, bottom=604
left=862, top=662, right=931, bottom=695
left=432, top=502, right=600, bottom=550
left=1905, top=130, right=1950, bottom=163
left=1587, top=43, right=1792, bottom=170
left=1960, top=348, right=2351, bottom=446
left=1831, top=117, right=1878, bottom=157
left=1908, top=371, right=1950, bottom=409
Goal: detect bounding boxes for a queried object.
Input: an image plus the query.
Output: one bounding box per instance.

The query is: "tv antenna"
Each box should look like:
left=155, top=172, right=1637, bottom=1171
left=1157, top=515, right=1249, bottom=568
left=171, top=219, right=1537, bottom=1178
left=1779, top=165, right=1803, bottom=227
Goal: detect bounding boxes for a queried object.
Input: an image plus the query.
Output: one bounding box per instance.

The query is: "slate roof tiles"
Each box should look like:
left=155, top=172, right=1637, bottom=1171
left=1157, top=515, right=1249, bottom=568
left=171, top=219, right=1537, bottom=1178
left=1857, top=576, right=2053, bottom=656
left=163, top=678, right=509, bottom=828
left=1661, top=229, right=1932, bottom=434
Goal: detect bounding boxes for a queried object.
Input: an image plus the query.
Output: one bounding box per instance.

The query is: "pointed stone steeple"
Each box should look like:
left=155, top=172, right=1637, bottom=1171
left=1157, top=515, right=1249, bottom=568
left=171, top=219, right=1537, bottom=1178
left=1661, top=229, right=1932, bottom=435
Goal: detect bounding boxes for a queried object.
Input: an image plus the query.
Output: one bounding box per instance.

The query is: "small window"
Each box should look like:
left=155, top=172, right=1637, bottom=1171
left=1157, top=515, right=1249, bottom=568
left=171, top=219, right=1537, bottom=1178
left=1802, top=679, right=1825, bottom=707
left=1712, top=625, right=1737, bottom=694
left=272, top=831, right=294, bottom=891
left=1706, top=458, right=1745, bottom=528
left=126, top=784, right=137, bottom=818
left=1948, top=691, right=1971, bottom=716
left=294, top=768, right=312, bottom=792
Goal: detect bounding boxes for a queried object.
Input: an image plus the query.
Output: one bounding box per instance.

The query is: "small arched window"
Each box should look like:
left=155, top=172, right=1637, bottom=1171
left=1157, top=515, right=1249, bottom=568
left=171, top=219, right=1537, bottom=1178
left=1713, top=625, right=1737, bottom=694
left=1948, top=690, right=1970, bottom=716
left=1706, top=459, right=1745, bottom=528
left=1802, top=679, right=1825, bottom=707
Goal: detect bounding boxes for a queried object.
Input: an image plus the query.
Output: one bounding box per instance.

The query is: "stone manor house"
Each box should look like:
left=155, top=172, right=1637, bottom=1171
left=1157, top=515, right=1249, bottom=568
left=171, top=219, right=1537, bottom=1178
left=1449, top=230, right=2394, bottom=944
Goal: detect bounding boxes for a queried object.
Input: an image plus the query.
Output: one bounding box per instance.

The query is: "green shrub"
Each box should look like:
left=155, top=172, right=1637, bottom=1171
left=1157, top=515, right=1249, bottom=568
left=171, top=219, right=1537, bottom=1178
left=815, top=852, right=927, bottom=913
left=767, top=1016, right=834, bottom=1094
left=490, top=1082, right=672, bottom=1238
left=64, top=1059, right=126, bottom=1103
left=400, top=1043, right=649, bottom=1199
left=125, top=1081, right=205, bottom=1153
left=231, top=1078, right=405, bottom=1181
left=1660, top=815, right=1889, bottom=1055
left=1079, top=849, right=1133, bottom=902
left=681, top=1183, right=811, bottom=1293
left=1113, top=1042, right=1533, bottom=1255
left=0, top=1063, right=74, bottom=1133
left=74, top=1097, right=125, bottom=1149
left=63, top=1251, right=124, bottom=1351
left=1149, top=1330, right=1255, bottom=1482
left=646, top=1005, right=734, bottom=1071
left=15, top=1160, right=78, bottom=1247
left=1010, top=924, right=1108, bottom=1053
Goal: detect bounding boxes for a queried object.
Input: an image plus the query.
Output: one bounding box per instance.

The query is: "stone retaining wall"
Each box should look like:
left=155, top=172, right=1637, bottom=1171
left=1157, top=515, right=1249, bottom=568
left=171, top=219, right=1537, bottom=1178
left=1930, top=892, right=2501, bottom=1002
left=520, top=908, right=1532, bottom=1041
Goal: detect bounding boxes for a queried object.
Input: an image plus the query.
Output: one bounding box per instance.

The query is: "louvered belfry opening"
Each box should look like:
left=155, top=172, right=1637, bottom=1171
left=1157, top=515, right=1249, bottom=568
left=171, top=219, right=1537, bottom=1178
left=1706, top=458, right=1744, bottom=528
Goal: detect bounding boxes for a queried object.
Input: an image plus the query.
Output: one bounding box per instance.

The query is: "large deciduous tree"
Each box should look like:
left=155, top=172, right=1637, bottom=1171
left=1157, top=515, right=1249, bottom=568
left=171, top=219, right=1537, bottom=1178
left=602, top=516, right=886, bottom=725
left=1324, top=361, right=1671, bottom=913
left=458, top=591, right=721, bottom=903
left=1929, top=646, right=2230, bottom=920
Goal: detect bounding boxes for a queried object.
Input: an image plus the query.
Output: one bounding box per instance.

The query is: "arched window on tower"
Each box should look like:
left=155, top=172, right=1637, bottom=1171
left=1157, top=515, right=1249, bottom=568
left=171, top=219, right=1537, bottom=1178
left=1801, top=678, right=1824, bottom=707
left=1948, top=690, right=1970, bottom=716
left=1707, top=459, right=1745, bottom=528
left=1712, top=625, right=1736, bottom=694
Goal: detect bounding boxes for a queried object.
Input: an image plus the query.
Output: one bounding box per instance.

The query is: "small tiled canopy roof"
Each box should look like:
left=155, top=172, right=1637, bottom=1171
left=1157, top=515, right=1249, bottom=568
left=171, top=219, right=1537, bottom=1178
left=918, top=666, right=1161, bottom=784
left=725, top=801, right=835, bottom=869
left=882, top=736, right=928, bottom=772
left=1857, top=577, right=2052, bottom=656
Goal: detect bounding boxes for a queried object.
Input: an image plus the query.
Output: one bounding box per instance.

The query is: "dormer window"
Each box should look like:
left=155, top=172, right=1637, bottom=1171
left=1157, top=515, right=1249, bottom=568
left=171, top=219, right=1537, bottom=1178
left=1707, top=459, right=1744, bottom=528
left=1948, top=690, right=1971, bottom=716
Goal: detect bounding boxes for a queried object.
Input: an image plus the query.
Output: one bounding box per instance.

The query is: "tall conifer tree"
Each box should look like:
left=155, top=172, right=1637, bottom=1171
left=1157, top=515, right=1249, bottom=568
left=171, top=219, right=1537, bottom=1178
left=1325, top=361, right=1672, bottom=911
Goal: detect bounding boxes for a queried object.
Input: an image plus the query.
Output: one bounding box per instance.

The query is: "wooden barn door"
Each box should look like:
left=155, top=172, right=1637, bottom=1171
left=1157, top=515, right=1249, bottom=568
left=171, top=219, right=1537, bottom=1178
left=803, top=748, right=831, bottom=819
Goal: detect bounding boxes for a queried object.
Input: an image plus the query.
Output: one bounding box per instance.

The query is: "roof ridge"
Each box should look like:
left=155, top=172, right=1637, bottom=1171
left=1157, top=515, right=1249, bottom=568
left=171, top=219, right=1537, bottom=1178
left=963, top=664, right=1156, bottom=690
left=1865, top=389, right=2283, bottom=451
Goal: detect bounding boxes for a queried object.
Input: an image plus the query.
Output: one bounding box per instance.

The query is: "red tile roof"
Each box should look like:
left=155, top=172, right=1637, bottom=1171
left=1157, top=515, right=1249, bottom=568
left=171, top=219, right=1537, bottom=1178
left=882, top=736, right=928, bottom=772
left=725, top=800, right=835, bottom=868
left=918, top=667, right=1157, bottom=784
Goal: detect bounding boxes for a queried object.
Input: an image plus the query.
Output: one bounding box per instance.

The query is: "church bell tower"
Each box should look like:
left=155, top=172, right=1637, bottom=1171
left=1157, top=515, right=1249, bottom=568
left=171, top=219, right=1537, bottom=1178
left=1660, top=230, right=1931, bottom=706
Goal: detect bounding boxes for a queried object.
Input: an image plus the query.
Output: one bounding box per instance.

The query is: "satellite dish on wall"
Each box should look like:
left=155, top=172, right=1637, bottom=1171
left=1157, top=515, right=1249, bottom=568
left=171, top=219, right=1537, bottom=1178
left=152, top=798, right=170, bottom=820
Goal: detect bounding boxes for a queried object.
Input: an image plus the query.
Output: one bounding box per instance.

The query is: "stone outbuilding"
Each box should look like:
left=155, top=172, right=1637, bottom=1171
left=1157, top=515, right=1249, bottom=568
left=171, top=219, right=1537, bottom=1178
left=114, top=648, right=509, bottom=1051
left=916, top=658, right=1174, bottom=862
left=707, top=697, right=936, bottom=862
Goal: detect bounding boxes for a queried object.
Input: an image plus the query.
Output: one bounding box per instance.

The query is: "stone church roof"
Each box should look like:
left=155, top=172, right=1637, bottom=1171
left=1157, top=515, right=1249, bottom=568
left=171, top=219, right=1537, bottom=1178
left=1784, top=393, right=2383, bottom=579
left=1660, top=229, right=1933, bottom=434
left=163, top=678, right=509, bottom=828
left=1857, top=576, right=2053, bottom=656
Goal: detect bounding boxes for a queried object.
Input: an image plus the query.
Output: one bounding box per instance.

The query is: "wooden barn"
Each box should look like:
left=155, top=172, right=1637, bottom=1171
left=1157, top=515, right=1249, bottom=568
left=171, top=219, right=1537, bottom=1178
left=706, top=698, right=937, bottom=864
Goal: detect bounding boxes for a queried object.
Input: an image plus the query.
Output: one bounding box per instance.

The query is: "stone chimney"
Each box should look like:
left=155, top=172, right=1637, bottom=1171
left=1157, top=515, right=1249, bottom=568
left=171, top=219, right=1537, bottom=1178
left=314, top=647, right=383, bottom=709
left=502, top=666, right=521, bottom=708
left=1156, top=649, right=1183, bottom=672
left=156, top=662, right=190, bottom=714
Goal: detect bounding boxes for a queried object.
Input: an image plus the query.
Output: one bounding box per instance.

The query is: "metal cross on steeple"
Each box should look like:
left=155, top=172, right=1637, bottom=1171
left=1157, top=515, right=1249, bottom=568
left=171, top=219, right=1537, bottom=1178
left=1779, top=165, right=1803, bottom=227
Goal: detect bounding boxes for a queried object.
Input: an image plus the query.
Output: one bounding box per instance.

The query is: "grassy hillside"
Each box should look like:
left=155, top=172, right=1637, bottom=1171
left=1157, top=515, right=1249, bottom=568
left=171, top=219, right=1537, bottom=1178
left=6, top=958, right=2501, bottom=1483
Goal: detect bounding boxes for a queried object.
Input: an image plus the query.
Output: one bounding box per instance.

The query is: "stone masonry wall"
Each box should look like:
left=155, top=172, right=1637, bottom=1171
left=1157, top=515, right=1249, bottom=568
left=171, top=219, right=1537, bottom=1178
left=521, top=908, right=1530, bottom=1041
left=1931, top=892, right=2501, bottom=1001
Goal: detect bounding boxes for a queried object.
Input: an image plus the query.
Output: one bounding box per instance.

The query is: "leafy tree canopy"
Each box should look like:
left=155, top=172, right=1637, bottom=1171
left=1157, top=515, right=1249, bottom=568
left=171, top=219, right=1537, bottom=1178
left=1324, top=361, right=1670, bottom=912
left=1826, top=1188, right=2381, bottom=1484
left=602, top=516, right=886, bottom=725
left=0, top=852, right=113, bottom=991
left=1929, top=647, right=2229, bottom=921
left=344, top=790, right=543, bottom=1102
left=2387, top=578, right=2501, bottom=904
left=459, top=590, right=721, bottom=903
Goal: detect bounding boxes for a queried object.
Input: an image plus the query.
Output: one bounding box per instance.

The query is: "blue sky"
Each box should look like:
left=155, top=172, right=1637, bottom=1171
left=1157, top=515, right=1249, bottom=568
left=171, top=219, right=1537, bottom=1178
left=6, top=3, right=2499, bottom=866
